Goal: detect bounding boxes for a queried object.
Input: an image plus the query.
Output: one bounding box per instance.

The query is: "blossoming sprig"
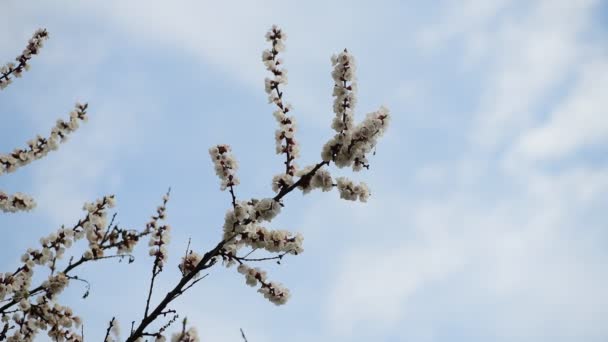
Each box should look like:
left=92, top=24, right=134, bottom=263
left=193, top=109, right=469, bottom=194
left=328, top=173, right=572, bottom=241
left=0, top=103, right=89, bottom=214
left=0, top=103, right=88, bottom=176
left=170, top=318, right=199, bottom=342
left=263, top=25, right=300, bottom=184
left=237, top=264, right=290, bottom=305
left=0, top=28, right=48, bottom=91
left=148, top=189, right=172, bottom=271
left=322, top=54, right=390, bottom=171
left=331, top=49, right=357, bottom=134
left=0, top=191, right=35, bottom=213
left=209, top=144, right=240, bottom=208
left=104, top=317, right=120, bottom=342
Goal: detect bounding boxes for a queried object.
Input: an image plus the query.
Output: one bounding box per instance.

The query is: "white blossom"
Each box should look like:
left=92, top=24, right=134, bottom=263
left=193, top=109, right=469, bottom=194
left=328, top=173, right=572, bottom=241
left=171, top=327, right=199, bottom=342
left=254, top=198, right=281, bottom=222
left=323, top=106, right=390, bottom=170
left=208, top=144, right=239, bottom=190
left=330, top=49, right=357, bottom=134
left=179, top=251, right=202, bottom=276
left=0, top=191, right=36, bottom=213
left=336, top=177, right=370, bottom=202
left=240, top=225, right=304, bottom=255
left=271, top=173, right=294, bottom=193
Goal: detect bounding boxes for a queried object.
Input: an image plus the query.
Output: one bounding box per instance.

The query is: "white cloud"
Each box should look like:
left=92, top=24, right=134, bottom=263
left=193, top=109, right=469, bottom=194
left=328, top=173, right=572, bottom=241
left=509, top=58, right=608, bottom=163
left=471, top=0, right=599, bottom=148
left=418, top=0, right=601, bottom=150
left=324, top=163, right=608, bottom=340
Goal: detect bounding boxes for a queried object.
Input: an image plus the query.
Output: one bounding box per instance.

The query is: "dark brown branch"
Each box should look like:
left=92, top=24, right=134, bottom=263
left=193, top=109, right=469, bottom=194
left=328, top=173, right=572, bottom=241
left=104, top=317, right=115, bottom=342
left=240, top=328, right=249, bottom=342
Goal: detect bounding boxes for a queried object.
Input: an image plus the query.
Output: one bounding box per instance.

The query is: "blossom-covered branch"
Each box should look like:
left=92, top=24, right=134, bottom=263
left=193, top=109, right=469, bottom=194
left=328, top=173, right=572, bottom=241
left=0, top=103, right=88, bottom=176
left=1, top=24, right=389, bottom=341
left=0, top=103, right=88, bottom=213
left=0, top=28, right=48, bottom=90
left=125, top=27, right=390, bottom=341
left=263, top=25, right=300, bottom=193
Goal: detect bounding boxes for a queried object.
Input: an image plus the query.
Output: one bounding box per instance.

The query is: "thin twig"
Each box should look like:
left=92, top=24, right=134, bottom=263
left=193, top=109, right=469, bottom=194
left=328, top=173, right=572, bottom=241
left=240, top=328, right=249, bottom=342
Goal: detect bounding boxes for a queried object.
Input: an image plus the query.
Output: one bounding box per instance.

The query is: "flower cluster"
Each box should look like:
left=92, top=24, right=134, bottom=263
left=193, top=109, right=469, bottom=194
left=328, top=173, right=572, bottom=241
left=336, top=177, right=370, bottom=202
left=209, top=145, right=239, bottom=191
left=237, top=264, right=290, bottom=305
left=323, top=106, right=390, bottom=170
left=148, top=191, right=172, bottom=269
left=0, top=191, right=35, bottom=213
left=178, top=251, right=202, bottom=276
left=295, top=165, right=334, bottom=194
left=214, top=195, right=302, bottom=301
left=170, top=326, right=199, bottom=342
left=321, top=48, right=390, bottom=171
left=330, top=49, right=357, bottom=133
left=149, top=224, right=171, bottom=269
left=241, top=225, right=304, bottom=254
left=263, top=25, right=299, bottom=180
left=81, top=195, right=116, bottom=259
left=0, top=28, right=48, bottom=90
left=3, top=297, right=82, bottom=342
left=41, top=273, right=70, bottom=300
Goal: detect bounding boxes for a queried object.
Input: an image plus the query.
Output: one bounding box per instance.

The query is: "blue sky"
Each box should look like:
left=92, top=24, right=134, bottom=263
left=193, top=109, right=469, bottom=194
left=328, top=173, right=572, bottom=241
left=1, top=0, right=608, bottom=341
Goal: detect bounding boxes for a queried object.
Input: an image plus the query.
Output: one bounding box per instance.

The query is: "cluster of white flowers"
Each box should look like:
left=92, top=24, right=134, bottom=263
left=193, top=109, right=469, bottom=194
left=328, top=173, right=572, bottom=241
left=221, top=198, right=282, bottom=235
left=241, top=225, right=304, bottom=254
left=178, top=251, right=202, bottom=276
left=0, top=28, right=48, bottom=90
left=81, top=195, right=116, bottom=259
left=322, top=106, right=390, bottom=170
left=271, top=173, right=294, bottom=193
left=0, top=191, right=36, bottom=213
left=254, top=197, right=282, bottom=222
left=263, top=25, right=299, bottom=180
left=41, top=273, right=70, bottom=300
left=336, top=177, right=370, bottom=202
left=3, top=297, right=82, bottom=342
left=321, top=48, right=390, bottom=171
left=148, top=224, right=171, bottom=269
left=209, top=144, right=239, bottom=191
left=214, top=191, right=300, bottom=302
left=295, top=165, right=334, bottom=194
left=237, top=264, right=290, bottom=305
left=330, top=49, right=357, bottom=133
left=217, top=204, right=302, bottom=302
left=148, top=192, right=171, bottom=269
left=170, top=327, right=199, bottom=342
